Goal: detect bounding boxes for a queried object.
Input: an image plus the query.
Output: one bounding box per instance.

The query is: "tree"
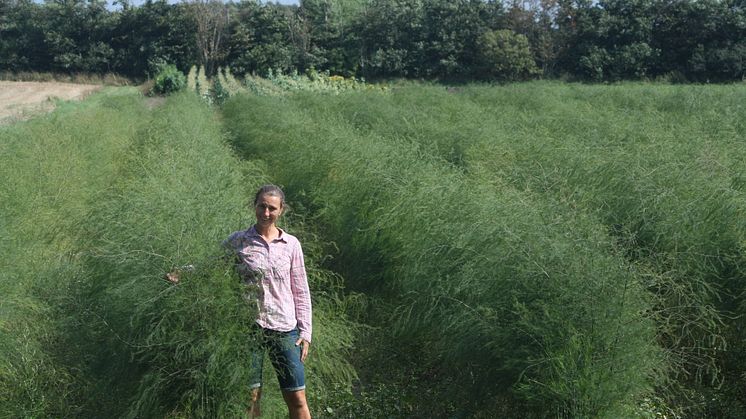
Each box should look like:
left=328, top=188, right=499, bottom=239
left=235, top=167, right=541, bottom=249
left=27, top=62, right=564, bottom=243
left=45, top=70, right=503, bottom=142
left=109, top=0, right=197, bottom=78
left=298, top=0, right=360, bottom=74
left=352, top=0, right=426, bottom=78
left=189, top=0, right=229, bottom=75
left=652, top=0, right=746, bottom=81
left=555, top=0, right=656, bottom=81
left=421, top=0, right=490, bottom=78
left=503, top=0, right=561, bottom=75
left=289, top=2, right=318, bottom=71
left=476, top=28, right=540, bottom=80
left=225, top=2, right=296, bottom=76
left=0, top=0, right=48, bottom=72
left=33, top=0, right=117, bottom=73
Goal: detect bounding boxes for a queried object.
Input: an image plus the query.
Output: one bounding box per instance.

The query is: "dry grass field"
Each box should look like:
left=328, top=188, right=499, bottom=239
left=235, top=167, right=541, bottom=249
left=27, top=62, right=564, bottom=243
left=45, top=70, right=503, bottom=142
left=0, top=81, right=101, bottom=124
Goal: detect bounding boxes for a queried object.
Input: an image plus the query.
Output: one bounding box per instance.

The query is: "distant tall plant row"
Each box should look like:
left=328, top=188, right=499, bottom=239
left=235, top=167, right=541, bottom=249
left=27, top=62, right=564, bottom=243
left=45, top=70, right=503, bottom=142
left=0, top=91, right=358, bottom=417
left=2, top=0, right=746, bottom=82
left=180, top=64, right=382, bottom=104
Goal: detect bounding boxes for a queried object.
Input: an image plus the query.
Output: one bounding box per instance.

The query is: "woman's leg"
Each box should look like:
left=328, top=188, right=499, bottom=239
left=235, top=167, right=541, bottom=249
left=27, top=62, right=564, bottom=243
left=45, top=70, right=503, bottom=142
left=281, top=389, right=310, bottom=419
left=248, top=327, right=265, bottom=417
left=249, top=387, right=262, bottom=418
left=267, top=328, right=309, bottom=418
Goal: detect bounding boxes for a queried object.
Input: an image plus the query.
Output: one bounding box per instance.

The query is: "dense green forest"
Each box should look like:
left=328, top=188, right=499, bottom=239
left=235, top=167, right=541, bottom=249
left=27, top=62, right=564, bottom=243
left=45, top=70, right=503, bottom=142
left=2, top=82, right=745, bottom=417
left=2, top=0, right=746, bottom=82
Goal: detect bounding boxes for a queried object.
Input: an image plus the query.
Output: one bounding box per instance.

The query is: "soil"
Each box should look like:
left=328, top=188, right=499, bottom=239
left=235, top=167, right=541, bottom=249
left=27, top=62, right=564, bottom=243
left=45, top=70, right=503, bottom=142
left=144, top=96, right=167, bottom=110
left=0, top=81, right=102, bottom=124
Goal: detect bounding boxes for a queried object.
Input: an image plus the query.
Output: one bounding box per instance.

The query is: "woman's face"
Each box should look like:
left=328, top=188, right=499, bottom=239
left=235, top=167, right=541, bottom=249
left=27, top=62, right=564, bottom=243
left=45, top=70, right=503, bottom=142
left=255, top=193, right=283, bottom=228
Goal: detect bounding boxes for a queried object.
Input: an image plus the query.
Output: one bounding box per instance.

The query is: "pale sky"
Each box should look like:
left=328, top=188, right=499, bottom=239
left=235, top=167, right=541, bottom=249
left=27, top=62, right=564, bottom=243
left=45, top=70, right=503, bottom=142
left=96, top=0, right=300, bottom=11
left=116, top=0, right=299, bottom=8
left=33, top=0, right=300, bottom=10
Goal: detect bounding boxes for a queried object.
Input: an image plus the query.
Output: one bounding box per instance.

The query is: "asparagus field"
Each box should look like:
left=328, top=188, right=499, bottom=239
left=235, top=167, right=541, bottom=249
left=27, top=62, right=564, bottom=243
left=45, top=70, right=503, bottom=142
left=2, top=82, right=744, bottom=418
left=0, top=91, right=357, bottom=418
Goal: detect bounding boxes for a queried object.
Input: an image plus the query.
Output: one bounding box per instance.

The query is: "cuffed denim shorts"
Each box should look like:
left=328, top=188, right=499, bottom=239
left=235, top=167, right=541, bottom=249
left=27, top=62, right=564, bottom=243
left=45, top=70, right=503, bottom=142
left=249, top=326, right=305, bottom=391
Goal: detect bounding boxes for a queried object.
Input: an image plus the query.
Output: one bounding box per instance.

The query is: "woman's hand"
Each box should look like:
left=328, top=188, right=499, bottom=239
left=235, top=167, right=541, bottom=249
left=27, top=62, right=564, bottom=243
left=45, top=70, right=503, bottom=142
left=164, top=270, right=180, bottom=284
left=295, top=338, right=310, bottom=363
left=164, top=265, right=195, bottom=284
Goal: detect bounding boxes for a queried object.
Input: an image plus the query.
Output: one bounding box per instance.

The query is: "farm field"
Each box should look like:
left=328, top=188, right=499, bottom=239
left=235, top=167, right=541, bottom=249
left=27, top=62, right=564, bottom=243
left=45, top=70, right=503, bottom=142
left=0, top=81, right=101, bottom=124
left=1, top=82, right=744, bottom=418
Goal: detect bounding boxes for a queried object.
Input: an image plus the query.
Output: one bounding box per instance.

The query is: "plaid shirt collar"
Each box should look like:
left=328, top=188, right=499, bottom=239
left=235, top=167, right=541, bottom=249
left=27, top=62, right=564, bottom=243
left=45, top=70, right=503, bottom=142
left=246, top=225, right=288, bottom=243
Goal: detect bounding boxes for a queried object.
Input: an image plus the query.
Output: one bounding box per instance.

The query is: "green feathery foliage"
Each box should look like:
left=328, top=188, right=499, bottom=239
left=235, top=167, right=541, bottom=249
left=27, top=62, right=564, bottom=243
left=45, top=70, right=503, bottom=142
left=0, top=88, right=149, bottom=417
left=272, top=82, right=746, bottom=417
left=223, top=90, right=663, bottom=417
left=2, top=90, right=360, bottom=418
left=53, top=92, right=358, bottom=417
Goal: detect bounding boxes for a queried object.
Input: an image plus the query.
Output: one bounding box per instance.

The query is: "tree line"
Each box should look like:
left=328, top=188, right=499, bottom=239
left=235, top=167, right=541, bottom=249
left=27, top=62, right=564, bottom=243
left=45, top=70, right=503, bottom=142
left=2, top=0, right=745, bottom=83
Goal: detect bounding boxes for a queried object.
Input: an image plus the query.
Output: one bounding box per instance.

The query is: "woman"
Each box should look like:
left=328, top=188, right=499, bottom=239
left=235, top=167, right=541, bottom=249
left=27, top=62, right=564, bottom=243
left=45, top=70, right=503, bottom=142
left=166, top=185, right=312, bottom=417
left=222, top=184, right=313, bottom=419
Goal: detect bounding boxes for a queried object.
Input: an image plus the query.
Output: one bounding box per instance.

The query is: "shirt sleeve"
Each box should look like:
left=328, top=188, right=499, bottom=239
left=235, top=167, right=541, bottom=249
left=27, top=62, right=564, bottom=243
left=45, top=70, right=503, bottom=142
left=222, top=232, right=236, bottom=257
left=290, top=240, right=312, bottom=343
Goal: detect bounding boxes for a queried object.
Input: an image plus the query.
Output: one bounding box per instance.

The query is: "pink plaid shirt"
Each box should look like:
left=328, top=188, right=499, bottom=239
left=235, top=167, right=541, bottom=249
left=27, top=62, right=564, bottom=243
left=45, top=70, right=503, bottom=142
left=223, top=226, right=312, bottom=342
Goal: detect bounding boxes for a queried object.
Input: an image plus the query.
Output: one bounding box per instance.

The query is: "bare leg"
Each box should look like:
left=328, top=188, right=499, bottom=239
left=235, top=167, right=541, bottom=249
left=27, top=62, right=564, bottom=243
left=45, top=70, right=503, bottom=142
left=281, top=389, right=310, bottom=419
left=249, top=387, right=262, bottom=418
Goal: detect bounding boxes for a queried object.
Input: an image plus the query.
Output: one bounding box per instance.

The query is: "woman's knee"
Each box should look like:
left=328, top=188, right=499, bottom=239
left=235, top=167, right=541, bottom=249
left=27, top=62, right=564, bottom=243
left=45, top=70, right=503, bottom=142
left=282, top=389, right=308, bottom=409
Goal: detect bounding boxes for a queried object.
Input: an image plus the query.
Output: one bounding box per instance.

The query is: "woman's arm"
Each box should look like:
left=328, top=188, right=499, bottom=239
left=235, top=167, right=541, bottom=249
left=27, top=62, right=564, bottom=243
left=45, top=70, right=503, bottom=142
left=289, top=240, right=312, bottom=361
left=164, top=235, right=241, bottom=284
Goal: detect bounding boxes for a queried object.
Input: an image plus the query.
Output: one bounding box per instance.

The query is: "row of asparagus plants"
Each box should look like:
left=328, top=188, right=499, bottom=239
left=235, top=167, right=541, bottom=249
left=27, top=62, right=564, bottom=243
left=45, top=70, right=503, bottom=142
left=57, top=92, right=359, bottom=417
left=299, top=82, right=746, bottom=416
left=0, top=89, right=150, bottom=417
left=223, top=92, right=664, bottom=417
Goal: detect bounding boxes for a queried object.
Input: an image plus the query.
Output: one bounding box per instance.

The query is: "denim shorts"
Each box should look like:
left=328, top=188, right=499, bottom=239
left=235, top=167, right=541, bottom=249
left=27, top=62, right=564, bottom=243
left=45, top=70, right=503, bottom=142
left=248, top=326, right=306, bottom=391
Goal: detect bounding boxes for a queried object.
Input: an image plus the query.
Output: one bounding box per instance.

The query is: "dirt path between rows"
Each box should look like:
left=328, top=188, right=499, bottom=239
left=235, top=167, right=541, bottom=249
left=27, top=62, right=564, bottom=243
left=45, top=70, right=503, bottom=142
left=0, top=81, right=102, bottom=124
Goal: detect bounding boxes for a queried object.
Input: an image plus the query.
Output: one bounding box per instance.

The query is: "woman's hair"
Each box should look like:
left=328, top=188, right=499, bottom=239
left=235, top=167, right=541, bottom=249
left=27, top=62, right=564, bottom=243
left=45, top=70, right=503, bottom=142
left=253, top=184, right=286, bottom=207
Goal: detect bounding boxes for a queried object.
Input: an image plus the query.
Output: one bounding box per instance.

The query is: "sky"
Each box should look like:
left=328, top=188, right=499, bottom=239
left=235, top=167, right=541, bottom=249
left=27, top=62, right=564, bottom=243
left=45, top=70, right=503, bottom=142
left=32, top=0, right=300, bottom=10
left=126, top=0, right=300, bottom=4
left=84, top=0, right=300, bottom=12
